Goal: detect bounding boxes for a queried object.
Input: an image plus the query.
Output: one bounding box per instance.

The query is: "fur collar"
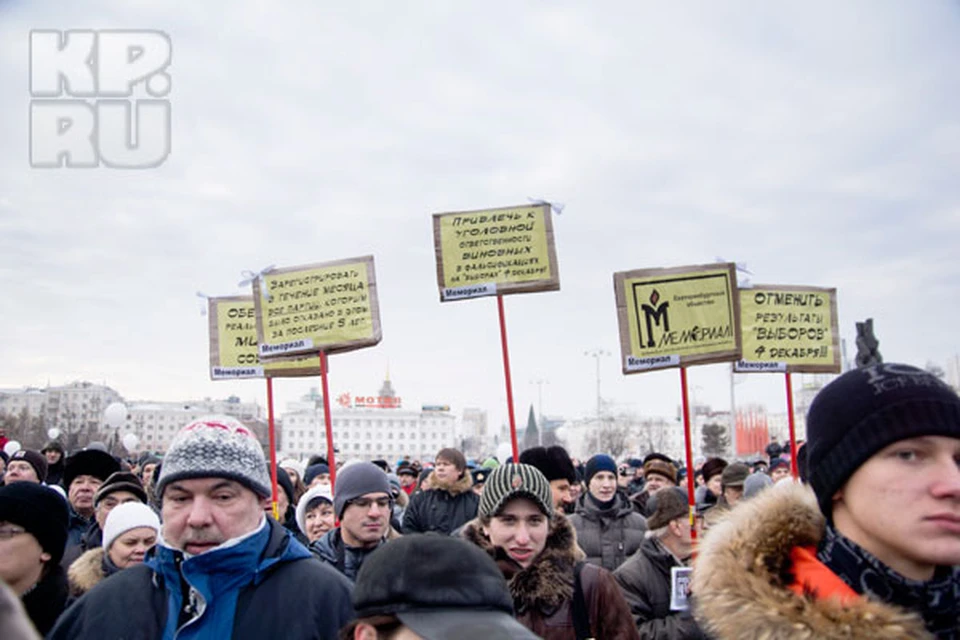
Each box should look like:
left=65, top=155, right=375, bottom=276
left=67, top=547, right=106, bottom=596
left=427, top=470, right=473, bottom=496
left=692, top=482, right=931, bottom=639
left=462, top=514, right=585, bottom=612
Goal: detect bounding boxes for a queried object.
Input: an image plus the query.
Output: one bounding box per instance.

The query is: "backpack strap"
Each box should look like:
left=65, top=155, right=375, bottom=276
left=571, top=561, right=592, bottom=640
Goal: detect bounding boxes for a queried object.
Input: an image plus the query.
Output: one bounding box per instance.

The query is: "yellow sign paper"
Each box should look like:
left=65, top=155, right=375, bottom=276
left=433, top=203, right=560, bottom=301
left=614, top=263, right=741, bottom=372
left=736, top=285, right=840, bottom=374
left=253, top=256, right=381, bottom=358
left=208, top=296, right=320, bottom=379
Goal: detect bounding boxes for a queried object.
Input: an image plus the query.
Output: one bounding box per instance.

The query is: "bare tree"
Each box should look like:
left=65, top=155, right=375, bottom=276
left=584, top=418, right=631, bottom=458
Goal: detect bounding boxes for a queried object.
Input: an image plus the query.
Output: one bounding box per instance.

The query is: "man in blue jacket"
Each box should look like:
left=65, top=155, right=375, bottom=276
left=50, top=415, right=354, bottom=639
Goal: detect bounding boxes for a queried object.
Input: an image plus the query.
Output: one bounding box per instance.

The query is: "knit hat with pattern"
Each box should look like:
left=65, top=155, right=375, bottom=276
left=156, top=415, right=270, bottom=498
left=478, top=463, right=553, bottom=519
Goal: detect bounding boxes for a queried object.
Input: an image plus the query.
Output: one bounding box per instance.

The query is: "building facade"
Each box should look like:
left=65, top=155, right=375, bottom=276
left=280, top=378, right=459, bottom=463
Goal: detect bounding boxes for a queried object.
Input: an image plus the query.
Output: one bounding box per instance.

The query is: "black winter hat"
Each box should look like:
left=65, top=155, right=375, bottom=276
left=352, top=534, right=539, bottom=639
left=0, top=483, right=69, bottom=564
left=275, top=466, right=295, bottom=505
left=701, top=457, right=728, bottom=483
left=63, top=449, right=120, bottom=489
left=9, top=449, right=48, bottom=482
left=807, top=362, right=960, bottom=517
left=518, top=445, right=577, bottom=483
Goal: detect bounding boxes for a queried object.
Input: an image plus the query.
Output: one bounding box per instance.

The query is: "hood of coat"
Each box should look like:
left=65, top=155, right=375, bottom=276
left=67, top=547, right=106, bottom=596
left=427, top=470, right=474, bottom=496
left=462, top=513, right=585, bottom=612
left=691, top=482, right=931, bottom=639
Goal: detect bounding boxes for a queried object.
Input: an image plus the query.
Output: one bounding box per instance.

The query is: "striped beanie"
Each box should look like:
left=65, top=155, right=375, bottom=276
left=156, top=415, right=271, bottom=499
left=478, top=463, right=553, bottom=519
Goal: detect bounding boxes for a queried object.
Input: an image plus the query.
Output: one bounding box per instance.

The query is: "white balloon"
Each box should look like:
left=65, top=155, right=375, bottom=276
left=3, top=440, right=21, bottom=456
left=47, top=428, right=61, bottom=440
left=121, top=433, right=139, bottom=452
left=496, top=441, right=513, bottom=463
left=103, top=402, right=128, bottom=429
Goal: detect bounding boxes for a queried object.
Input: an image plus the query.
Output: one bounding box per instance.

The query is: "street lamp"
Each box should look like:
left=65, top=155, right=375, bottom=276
left=584, top=350, right=609, bottom=424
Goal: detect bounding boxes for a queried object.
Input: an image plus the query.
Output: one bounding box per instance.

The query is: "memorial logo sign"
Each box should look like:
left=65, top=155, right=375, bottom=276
left=736, top=285, right=840, bottom=374
left=614, top=263, right=741, bottom=373
left=432, top=203, right=560, bottom=302
left=252, top=256, right=381, bottom=358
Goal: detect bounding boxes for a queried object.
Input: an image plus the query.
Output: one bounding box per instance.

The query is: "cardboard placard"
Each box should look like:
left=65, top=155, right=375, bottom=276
left=614, top=263, right=741, bottom=373
left=207, top=296, right=320, bottom=379
left=736, top=285, right=840, bottom=374
left=670, top=566, right=693, bottom=611
left=252, top=256, right=381, bottom=358
left=432, top=203, right=560, bottom=301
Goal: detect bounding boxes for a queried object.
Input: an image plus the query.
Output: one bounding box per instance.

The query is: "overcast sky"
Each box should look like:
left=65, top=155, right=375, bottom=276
left=1, top=1, right=959, bottom=438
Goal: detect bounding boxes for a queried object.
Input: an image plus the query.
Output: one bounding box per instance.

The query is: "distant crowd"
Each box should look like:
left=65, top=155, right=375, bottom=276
left=0, top=362, right=957, bottom=638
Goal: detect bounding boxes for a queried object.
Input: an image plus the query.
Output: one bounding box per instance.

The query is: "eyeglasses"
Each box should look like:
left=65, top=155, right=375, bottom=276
left=0, top=527, right=27, bottom=540
left=348, top=497, right=392, bottom=510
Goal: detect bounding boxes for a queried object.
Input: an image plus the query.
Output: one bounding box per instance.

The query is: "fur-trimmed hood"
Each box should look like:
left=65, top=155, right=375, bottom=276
left=67, top=548, right=109, bottom=597
left=462, top=514, right=585, bottom=613
left=427, top=470, right=473, bottom=496
left=691, top=482, right=931, bottom=639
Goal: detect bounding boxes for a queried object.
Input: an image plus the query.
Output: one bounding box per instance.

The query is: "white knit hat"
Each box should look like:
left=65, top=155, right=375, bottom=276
left=295, top=484, right=334, bottom=535
left=102, top=502, right=160, bottom=552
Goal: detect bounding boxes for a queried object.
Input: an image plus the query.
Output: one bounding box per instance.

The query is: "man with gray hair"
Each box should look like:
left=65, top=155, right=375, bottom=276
left=50, top=415, right=354, bottom=639
left=614, top=487, right=705, bottom=638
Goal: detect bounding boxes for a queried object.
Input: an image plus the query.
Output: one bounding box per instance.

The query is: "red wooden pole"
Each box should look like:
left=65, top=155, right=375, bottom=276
left=680, top=366, right=698, bottom=543
left=266, top=376, right=280, bottom=520
left=497, top=294, right=519, bottom=461
left=785, top=372, right=799, bottom=479
left=320, top=351, right=337, bottom=488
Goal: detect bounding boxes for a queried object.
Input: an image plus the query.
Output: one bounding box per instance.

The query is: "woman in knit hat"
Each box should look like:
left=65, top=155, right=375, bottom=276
left=567, top=454, right=647, bottom=571
left=461, top=463, right=639, bottom=639
left=693, top=363, right=960, bottom=639
left=295, top=484, right=335, bottom=543
left=68, top=502, right=160, bottom=597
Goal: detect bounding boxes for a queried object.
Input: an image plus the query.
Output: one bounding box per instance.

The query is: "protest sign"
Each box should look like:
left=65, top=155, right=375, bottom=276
left=432, top=202, right=560, bottom=301
left=208, top=296, right=320, bottom=380
left=736, top=285, right=840, bottom=374
left=252, top=256, right=381, bottom=358
left=614, top=263, right=741, bottom=373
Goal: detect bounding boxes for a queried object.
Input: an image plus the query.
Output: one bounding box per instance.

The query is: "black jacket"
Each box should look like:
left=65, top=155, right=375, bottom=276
left=567, top=492, right=647, bottom=572
left=402, top=472, right=479, bottom=535
left=49, top=518, right=355, bottom=640
left=61, top=521, right=101, bottom=570
left=613, top=537, right=704, bottom=639
left=22, top=563, right=69, bottom=636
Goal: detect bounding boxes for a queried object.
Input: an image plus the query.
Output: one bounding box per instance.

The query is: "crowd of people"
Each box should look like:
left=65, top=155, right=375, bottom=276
left=0, top=362, right=957, bottom=638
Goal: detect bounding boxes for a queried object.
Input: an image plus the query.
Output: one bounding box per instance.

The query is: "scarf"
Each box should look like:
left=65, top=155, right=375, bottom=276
left=148, top=518, right=311, bottom=640
left=587, top=492, right=616, bottom=512
left=817, top=524, right=960, bottom=639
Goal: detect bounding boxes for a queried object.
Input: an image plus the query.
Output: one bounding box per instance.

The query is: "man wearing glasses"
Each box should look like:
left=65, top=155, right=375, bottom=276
left=310, top=461, right=398, bottom=582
